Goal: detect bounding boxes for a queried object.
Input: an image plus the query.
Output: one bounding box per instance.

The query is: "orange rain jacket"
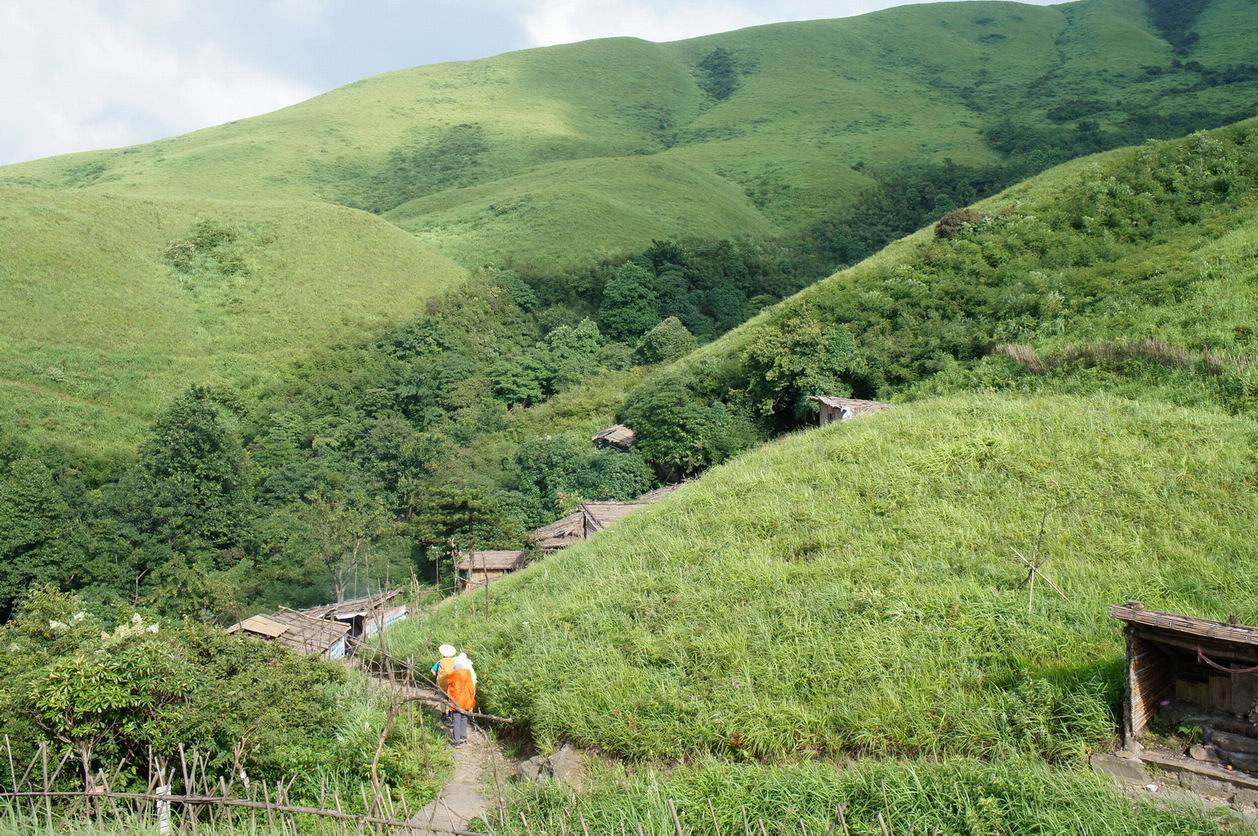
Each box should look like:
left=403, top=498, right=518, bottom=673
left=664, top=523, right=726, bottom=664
left=446, top=668, right=476, bottom=713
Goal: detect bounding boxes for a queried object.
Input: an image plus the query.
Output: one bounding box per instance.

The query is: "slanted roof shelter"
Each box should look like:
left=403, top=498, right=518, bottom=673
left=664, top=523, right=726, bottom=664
left=808, top=396, right=890, bottom=427
left=1111, top=603, right=1258, bottom=752
left=580, top=502, right=648, bottom=537
left=581, top=483, right=685, bottom=539
left=531, top=511, right=585, bottom=553
left=592, top=424, right=636, bottom=451
left=302, top=589, right=406, bottom=648
left=227, top=608, right=350, bottom=659
left=455, top=549, right=529, bottom=592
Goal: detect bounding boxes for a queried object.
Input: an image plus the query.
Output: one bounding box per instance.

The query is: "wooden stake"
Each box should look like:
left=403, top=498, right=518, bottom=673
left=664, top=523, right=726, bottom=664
left=669, top=799, right=685, bottom=835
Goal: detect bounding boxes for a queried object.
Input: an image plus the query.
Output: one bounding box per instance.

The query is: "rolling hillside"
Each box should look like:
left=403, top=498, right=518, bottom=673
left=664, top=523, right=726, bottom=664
left=0, top=189, right=465, bottom=462
left=2, top=0, right=1256, bottom=460
left=383, top=116, right=1258, bottom=830
left=2, top=0, right=1257, bottom=269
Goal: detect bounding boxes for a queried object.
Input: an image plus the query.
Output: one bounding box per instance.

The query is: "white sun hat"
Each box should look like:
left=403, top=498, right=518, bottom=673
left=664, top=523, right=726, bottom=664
left=439, top=644, right=457, bottom=657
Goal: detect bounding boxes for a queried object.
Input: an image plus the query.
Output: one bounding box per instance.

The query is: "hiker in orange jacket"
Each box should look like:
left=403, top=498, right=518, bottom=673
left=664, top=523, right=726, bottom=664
left=446, top=656, right=476, bottom=746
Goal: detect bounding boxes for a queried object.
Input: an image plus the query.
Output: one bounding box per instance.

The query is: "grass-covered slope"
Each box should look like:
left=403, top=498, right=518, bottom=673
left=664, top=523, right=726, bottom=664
left=3, top=0, right=1256, bottom=267
left=391, top=394, right=1258, bottom=762
left=0, top=188, right=465, bottom=461
left=676, top=117, right=1258, bottom=421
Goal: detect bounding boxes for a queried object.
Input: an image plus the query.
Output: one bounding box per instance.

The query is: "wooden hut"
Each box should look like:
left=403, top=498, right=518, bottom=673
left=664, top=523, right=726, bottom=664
left=592, top=424, right=636, bottom=451
left=807, top=396, right=890, bottom=427
left=455, top=549, right=528, bottom=591
left=302, top=589, right=407, bottom=650
left=226, top=608, right=350, bottom=659
left=1112, top=604, right=1258, bottom=752
left=531, top=511, right=585, bottom=553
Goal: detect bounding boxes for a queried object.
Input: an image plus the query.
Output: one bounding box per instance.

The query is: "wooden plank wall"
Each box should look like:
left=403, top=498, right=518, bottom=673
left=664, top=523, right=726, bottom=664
left=1129, top=634, right=1172, bottom=737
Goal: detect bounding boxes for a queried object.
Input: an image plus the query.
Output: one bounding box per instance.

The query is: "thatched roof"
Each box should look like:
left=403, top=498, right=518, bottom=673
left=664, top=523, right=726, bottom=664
left=808, top=396, right=890, bottom=418
left=593, top=424, right=636, bottom=449
left=531, top=511, right=585, bottom=551
left=581, top=483, right=685, bottom=535
left=1111, top=603, right=1258, bottom=649
left=637, top=483, right=683, bottom=503
left=581, top=502, right=649, bottom=533
left=227, top=608, right=350, bottom=657
left=302, top=589, right=402, bottom=621
left=455, top=550, right=529, bottom=572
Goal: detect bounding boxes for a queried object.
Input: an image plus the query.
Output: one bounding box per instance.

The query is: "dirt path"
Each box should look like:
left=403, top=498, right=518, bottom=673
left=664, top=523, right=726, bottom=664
left=407, top=723, right=503, bottom=835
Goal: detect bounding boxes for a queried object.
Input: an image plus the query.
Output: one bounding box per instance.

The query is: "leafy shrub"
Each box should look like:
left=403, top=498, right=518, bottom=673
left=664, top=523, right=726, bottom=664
left=695, top=47, right=741, bottom=100
left=634, top=317, right=698, bottom=365
left=934, top=207, right=984, bottom=238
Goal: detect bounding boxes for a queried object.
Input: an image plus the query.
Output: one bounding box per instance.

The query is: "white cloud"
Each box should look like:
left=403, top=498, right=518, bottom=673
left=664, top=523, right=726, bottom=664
left=0, top=0, right=316, bottom=164
left=519, top=0, right=772, bottom=46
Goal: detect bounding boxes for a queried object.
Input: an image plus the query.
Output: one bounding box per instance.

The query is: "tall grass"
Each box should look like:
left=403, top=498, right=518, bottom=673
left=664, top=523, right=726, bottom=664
left=491, top=757, right=1246, bottom=835
left=391, top=394, right=1258, bottom=763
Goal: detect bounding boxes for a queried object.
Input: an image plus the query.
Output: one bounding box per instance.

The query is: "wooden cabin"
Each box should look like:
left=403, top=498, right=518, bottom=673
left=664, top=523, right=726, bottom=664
left=1111, top=603, right=1258, bottom=773
left=226, top=608, right=350, bottom=659
left=302, top=589, right=406, bottom=650
left=531, top=511, right=585, bottom=553
left=455, top=549, right=528, bottom=591
left=807, top=396, right=890, bottom=427
left=592, top=424, right=636, bottom=451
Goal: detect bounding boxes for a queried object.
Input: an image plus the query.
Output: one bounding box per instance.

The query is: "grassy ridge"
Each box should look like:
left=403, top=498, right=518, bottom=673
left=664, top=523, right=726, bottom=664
left=391, top=394, right=1258, bottom=761
left=0, top=188, right=465, bottom=461
left=3, top=0, right=1256, bottom=268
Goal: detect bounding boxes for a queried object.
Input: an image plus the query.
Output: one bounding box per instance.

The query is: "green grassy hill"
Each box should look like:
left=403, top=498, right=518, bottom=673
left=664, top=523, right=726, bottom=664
left=392, top=395, right=1258, bottom=761
left=0, top=188, right=465, bottom=462
left=3, top=0, right=1256, bottom=269
left=382, top=116, right=1258, bottom=831
left=2, top=0, right=1255, bottom=459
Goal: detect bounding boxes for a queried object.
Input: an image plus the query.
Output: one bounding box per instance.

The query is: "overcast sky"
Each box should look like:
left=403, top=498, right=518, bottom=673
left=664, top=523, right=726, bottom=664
left=1, top=0, right=1057, bottom=165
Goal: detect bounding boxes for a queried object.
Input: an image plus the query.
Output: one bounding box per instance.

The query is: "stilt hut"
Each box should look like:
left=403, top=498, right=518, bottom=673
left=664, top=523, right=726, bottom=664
left=807, top=396, right=890, bottom=427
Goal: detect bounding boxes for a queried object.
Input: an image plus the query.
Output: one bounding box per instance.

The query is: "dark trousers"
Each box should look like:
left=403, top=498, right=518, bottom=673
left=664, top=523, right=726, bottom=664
left=451, top=711, right=467, bottom=744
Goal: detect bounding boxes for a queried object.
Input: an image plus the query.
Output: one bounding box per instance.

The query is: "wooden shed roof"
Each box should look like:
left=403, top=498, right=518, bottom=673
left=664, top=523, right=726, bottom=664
left=227, top=608, right=350, bottom=656
left=1111, top=604, right=1258, bottom=648
left=593, top=424, right=636, bottom=448
left=581, top=502, right=649, bottom=532
left=302, top=589, right=401, bottom=621
left=455, top=550, right=528, bottom=572
left=808, top=396, right=890, bottom=413
left=531, top=511, right=585, bottom=549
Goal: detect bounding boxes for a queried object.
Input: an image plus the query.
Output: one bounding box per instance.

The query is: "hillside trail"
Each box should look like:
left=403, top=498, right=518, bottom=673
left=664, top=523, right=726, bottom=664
left=406, top=722, right=502, bottom=835
left=358, top=658, right=510, bottom=836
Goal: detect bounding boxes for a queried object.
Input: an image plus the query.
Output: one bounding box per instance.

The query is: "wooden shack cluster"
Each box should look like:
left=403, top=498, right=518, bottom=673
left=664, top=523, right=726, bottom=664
left=1097, top=603, right=1258, bottom=807
left=455, top=484, right=684, bottom=592
left=226, top=589, right=405, bottom=658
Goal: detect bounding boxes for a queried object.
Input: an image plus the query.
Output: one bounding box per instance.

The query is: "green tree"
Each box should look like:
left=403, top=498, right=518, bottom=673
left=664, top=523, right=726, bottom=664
left=634, top=316, right=698, bottom=365
left=599, top=262, right=660, bottom=342
left=742, top=308, right=862, bottom=425
left=117, top=386, right=250, bottom=556
left=301, top=490, right=391, bottom=602
left=621, top=377, right=757, bottom=480
left=0, top=457, right=83, bottom=619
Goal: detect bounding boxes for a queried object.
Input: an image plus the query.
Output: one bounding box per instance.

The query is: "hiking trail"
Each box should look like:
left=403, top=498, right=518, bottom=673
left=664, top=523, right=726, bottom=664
left=406, top=723, right=502, bottom=835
